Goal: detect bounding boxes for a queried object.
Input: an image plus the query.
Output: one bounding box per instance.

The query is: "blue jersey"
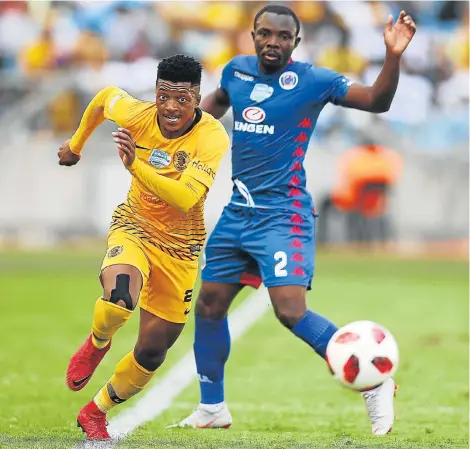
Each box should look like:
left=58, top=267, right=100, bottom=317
left=220, top=55, right=351, bottom=212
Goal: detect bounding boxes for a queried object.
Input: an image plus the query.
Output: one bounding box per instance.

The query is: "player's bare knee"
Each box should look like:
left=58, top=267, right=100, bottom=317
left=134, top=344, right=167, bottom=372
left=270, top=286, right=307, bottom=328
left=195, top=299, right=226, bottom=319
left=103, top=274, right=136, bottom=310
left=272, top=298, right=306, bottom=329
left=195, top=291, right=227, bottom=320
left=274, top=306, right=302, bottom=329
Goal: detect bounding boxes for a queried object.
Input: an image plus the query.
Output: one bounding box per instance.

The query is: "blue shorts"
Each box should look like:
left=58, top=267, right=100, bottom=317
left=202, top=204, right=317, bottom=289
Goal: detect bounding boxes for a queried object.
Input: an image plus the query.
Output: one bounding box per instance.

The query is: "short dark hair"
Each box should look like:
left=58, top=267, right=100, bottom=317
left=157, top=54, right=202, bottom=85
left=253, top=5, right=301, bottom=36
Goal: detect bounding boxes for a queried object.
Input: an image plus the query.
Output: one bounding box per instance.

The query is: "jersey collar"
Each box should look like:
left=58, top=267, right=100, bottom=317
left=255, top=57, right=294, bottom=80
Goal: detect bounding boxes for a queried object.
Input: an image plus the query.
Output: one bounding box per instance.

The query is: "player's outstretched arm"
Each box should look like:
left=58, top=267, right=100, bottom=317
left=113, top=128, right=207, bottom=213
left=67, top=86, right=133, bottom=156
left=58, top=87, right=135, bottom=167
left=200, top=87, right=231, bottom=119
left=67, top=87, right=113, bottom=156
left=341, top=10, right=416, bottom=113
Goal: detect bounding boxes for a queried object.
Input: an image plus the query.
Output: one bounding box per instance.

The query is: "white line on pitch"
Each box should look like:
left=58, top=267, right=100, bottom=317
left=73, top=288, right=271, bottom=449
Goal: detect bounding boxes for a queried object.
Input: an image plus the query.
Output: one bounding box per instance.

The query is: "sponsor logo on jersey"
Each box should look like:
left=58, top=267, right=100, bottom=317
left=140, top=192, right=169, bottom=207
left=173, top=150, right=190, bottom=171
left=235, top=107, right=274, bottom=134
left=191, top=159, right=216, bottom=179
left=279, top=71, right=298, bottom=90
left=148, top=149, right=171, bottom=168
left=242, top=106, right=266, bottom=124
left=234, top=121, right=275, bottom=135
left=234, top=70, right=254, bottom=82
left=250, top=83, right=273, bottom=102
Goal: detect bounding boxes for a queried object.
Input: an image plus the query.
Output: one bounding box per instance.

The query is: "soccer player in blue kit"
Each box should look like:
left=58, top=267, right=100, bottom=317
left=177, top=5, right=416, bottom=435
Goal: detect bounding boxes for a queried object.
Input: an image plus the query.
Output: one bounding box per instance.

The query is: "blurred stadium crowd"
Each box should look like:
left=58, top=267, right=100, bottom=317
left=0, top=0, right=468, bottom=153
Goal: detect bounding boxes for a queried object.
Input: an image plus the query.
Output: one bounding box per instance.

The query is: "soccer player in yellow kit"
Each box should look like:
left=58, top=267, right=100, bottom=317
left=57, top=54, right=229, bottom=440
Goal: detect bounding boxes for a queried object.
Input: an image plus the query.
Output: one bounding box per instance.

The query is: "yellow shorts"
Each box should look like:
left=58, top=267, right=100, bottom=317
left=100, top=229, right=198, bottom=323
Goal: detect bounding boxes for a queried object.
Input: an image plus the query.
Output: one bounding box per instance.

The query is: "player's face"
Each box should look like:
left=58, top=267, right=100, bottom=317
left=156, top=80, right=201, bottom=138
left=252, top=12, right=300, bottom=74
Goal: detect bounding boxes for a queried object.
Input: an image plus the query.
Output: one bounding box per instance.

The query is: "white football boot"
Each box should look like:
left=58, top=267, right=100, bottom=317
left=172, top=403, right=232, bottom=429
left=362, top=378, right=397, bottom=435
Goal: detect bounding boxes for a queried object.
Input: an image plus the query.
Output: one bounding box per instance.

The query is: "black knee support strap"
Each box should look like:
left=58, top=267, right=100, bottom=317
left=109, top=274, right=133, bottom=310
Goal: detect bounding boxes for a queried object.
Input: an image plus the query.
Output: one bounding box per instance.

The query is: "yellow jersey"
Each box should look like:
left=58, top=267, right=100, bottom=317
left=103, top=88, right=229, bottom=261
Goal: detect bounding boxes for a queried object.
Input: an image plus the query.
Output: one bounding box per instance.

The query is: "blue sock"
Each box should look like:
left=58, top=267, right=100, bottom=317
left=194, top=315, right=231, bottom=404
left=291, top=310, right=338, bottom=358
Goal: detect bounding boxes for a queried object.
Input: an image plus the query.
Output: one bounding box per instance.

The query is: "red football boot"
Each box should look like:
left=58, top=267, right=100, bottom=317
left=77, top=400, right=111, bottom=440
left=66, top=334, right=111, bottom=391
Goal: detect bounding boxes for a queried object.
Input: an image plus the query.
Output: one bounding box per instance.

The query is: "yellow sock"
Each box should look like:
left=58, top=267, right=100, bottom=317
left=91, top=298, right=132, bottom=349
left=94, top=351, right=155, bottom=413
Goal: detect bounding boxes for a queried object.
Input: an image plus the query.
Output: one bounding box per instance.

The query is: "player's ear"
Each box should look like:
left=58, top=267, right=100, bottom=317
left=251, top=30, right=255, bottom=42
left=294, top=36, right=301, bottom=48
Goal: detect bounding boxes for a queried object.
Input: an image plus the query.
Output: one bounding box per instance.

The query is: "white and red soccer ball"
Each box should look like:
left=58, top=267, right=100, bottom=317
left=326, top=321, right=399, bottom=391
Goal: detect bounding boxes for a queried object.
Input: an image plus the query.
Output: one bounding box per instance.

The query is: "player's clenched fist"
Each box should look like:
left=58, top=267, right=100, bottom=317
left=113, top=128, right=136, bottom=167
left=58, top=139, right=81, bottom=166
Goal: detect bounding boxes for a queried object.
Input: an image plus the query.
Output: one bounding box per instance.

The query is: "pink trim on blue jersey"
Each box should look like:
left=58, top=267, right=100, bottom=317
left=221, top=55, right=351, bottom=212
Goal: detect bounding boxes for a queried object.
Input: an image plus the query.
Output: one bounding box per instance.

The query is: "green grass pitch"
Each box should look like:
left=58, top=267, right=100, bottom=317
left=0, top=249, right=467, bottom=448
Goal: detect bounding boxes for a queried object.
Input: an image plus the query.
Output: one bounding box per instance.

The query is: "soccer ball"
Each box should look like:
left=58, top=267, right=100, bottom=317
left=325, top=320, right=399, bottom=391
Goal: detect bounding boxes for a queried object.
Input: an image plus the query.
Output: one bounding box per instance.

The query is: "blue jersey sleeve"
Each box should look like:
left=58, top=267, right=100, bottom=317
left=219, top=58, right=235, bottom=92
left=310, top=66, right=351, bottom=105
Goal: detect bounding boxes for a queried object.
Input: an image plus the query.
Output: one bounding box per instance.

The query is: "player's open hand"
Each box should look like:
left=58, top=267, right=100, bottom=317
left=384, top=10, right=416, bottom=56
left=113, top=128, right=136, bottom=167
left=57, top=139, right=81, bottom=166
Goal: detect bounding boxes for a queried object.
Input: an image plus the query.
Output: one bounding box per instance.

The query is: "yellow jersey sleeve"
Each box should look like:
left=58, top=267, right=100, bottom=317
left=185, top=123, right=230, bottom=189
left=70, top=86, right=144, bottom=155
left=103, top=87, right=141, bottom=128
